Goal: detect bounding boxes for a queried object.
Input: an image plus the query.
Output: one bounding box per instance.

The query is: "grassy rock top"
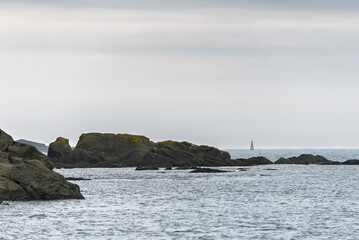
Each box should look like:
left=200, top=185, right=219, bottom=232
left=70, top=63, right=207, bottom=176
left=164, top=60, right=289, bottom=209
left=55, top=137, right=70, bottom=145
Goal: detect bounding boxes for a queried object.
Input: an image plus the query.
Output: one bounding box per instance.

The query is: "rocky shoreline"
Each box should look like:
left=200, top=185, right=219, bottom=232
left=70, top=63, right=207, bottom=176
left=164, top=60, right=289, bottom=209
left=0, top=129, right=84, bottom=201
left=2, top=129, right=357, bottom=201
left=48, top=132, right=359, bottom=169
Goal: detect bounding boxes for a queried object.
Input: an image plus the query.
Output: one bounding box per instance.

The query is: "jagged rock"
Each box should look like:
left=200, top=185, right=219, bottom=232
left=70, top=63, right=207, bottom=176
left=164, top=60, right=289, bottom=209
left=342, top=159, right=359, bottom=165
left=190, top=168, right=229, bottom=173
left=137, top=141, right=233, bottom=168
left=274, top=154, right=338, bottom=165
left=0, top=129, right=84, bottom=201
left=234, top=156, right=273, bottom=166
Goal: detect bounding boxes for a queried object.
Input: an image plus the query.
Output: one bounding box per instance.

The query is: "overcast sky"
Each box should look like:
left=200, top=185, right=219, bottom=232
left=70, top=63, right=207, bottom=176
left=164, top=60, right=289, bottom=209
left=1, top=0, right=359, bottom=148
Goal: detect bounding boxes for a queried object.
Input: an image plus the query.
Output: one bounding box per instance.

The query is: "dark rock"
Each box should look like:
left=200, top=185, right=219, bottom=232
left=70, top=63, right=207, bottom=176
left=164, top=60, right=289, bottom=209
left=48, top=133, right=154, bottom=168
left=0, top=129, right=84, bottom=201
left=65, top=177, right=91, bottom=181
left=0, top=200, right=9, bottom=205
left=137, top=141, right=233, bottom=168
left=135, top=166, right=159, bottom=171
left=237, top=168, right=249, bottom=171
left=190, top=168, right=229, bottom=173
left=165, top=166, right=172, bottom=170
left=265, top=168, right=278, bottom=171
left=48, top=137, right=73, bottom=165
left=342, top=159, right=359, bottom=165
left=274, top=154, right=336, bottom=165
left=175, top=166, right=198, bottom=170
left=234, top=156, right=273, bottom=166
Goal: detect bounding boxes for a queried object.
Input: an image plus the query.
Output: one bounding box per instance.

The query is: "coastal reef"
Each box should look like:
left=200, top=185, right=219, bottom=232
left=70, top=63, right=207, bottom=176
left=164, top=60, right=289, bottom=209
left=0, top=129, right=84, bottom=201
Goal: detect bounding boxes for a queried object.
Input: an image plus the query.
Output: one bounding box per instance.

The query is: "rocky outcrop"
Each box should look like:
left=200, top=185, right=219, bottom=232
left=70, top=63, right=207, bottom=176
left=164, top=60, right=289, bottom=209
left=0, top=129, right=84, bottom=201
left=274, top=154, right=340, bottom=165
left=137, top=141, right=233, bottom=168
left=234, top=156, right=273, bottom=166
left=342, top=159, right=359, bottom=165
left=49, top=133, right=155, bottom=168
left=48, top=137, right=73, bottom=165
left=48, top=134, right=236, bottom=168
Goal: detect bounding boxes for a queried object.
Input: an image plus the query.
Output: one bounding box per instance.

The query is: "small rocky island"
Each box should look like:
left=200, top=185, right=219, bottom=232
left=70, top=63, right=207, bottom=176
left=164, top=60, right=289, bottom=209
left=0, top=129, right=84, bottom=201
left=48, top=133, right=236, bottom=168
left=48, top=132, right=359, bottom=169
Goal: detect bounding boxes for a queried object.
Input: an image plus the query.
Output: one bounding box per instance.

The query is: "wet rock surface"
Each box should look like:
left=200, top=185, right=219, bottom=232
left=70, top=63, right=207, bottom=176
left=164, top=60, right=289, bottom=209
left=190, top=168, right=229, bottom=173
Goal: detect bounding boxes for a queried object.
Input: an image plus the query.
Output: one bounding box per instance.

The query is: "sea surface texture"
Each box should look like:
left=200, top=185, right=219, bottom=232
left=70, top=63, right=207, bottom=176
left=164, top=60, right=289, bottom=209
left=227, top=148, right=359, bottom=162
left=1, top=149, right=359, bottom=239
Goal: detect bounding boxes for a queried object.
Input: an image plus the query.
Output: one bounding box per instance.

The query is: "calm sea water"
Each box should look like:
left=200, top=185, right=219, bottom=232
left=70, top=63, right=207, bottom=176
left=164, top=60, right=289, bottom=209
left=227, top=149, right=359, bottom=162
left=1, top=149, right=359, bottom=239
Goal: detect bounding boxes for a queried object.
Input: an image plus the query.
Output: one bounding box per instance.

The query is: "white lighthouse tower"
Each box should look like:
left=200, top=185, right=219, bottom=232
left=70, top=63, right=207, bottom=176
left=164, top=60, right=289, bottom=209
left=250, top=141, right=254, bottom=150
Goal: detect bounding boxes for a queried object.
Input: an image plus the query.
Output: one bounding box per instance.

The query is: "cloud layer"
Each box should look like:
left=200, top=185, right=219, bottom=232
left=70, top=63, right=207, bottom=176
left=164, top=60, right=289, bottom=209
left=1, top=1, right=358, bottom=148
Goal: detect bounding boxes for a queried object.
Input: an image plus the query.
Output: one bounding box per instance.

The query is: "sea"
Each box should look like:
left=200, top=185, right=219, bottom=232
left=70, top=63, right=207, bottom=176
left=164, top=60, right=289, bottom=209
left=1, top=149, right=359, bottom=239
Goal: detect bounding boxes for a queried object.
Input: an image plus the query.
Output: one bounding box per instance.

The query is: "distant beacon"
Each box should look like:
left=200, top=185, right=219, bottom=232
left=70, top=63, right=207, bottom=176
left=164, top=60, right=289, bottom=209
left=250, top=140, right=254, bottom=150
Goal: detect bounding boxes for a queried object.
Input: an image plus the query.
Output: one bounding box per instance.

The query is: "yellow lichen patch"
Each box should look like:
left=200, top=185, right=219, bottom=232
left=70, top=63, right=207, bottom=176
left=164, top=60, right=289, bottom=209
left=55, top=137, right=69, bottom=145
left=75, top=133, right=152, bottom=150
left=158, top=140, right=178, bottom=146
left=116, top=134, right=149, bottom=143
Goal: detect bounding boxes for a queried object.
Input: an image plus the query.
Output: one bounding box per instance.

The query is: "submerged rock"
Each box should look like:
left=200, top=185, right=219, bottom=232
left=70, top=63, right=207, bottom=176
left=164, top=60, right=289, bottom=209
left=0, top=200, right=9, bottom=205
left=190, top=168, right=229, bottom=173
left=237, top=168, right=249, bottom=171
left=135, top=166, right=159, bottom=171
left=175, top=166, right=198, bottom=170
left=65, top=177, right=91, bottom=181
left=0, top=129, right=84, bottom=201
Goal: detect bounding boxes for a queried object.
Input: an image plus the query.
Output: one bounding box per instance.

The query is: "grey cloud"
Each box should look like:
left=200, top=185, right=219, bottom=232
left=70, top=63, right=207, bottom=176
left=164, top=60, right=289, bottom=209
left=1, top=1, right=359, bottom=148
left=1, top=0, right=359, bottom=11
